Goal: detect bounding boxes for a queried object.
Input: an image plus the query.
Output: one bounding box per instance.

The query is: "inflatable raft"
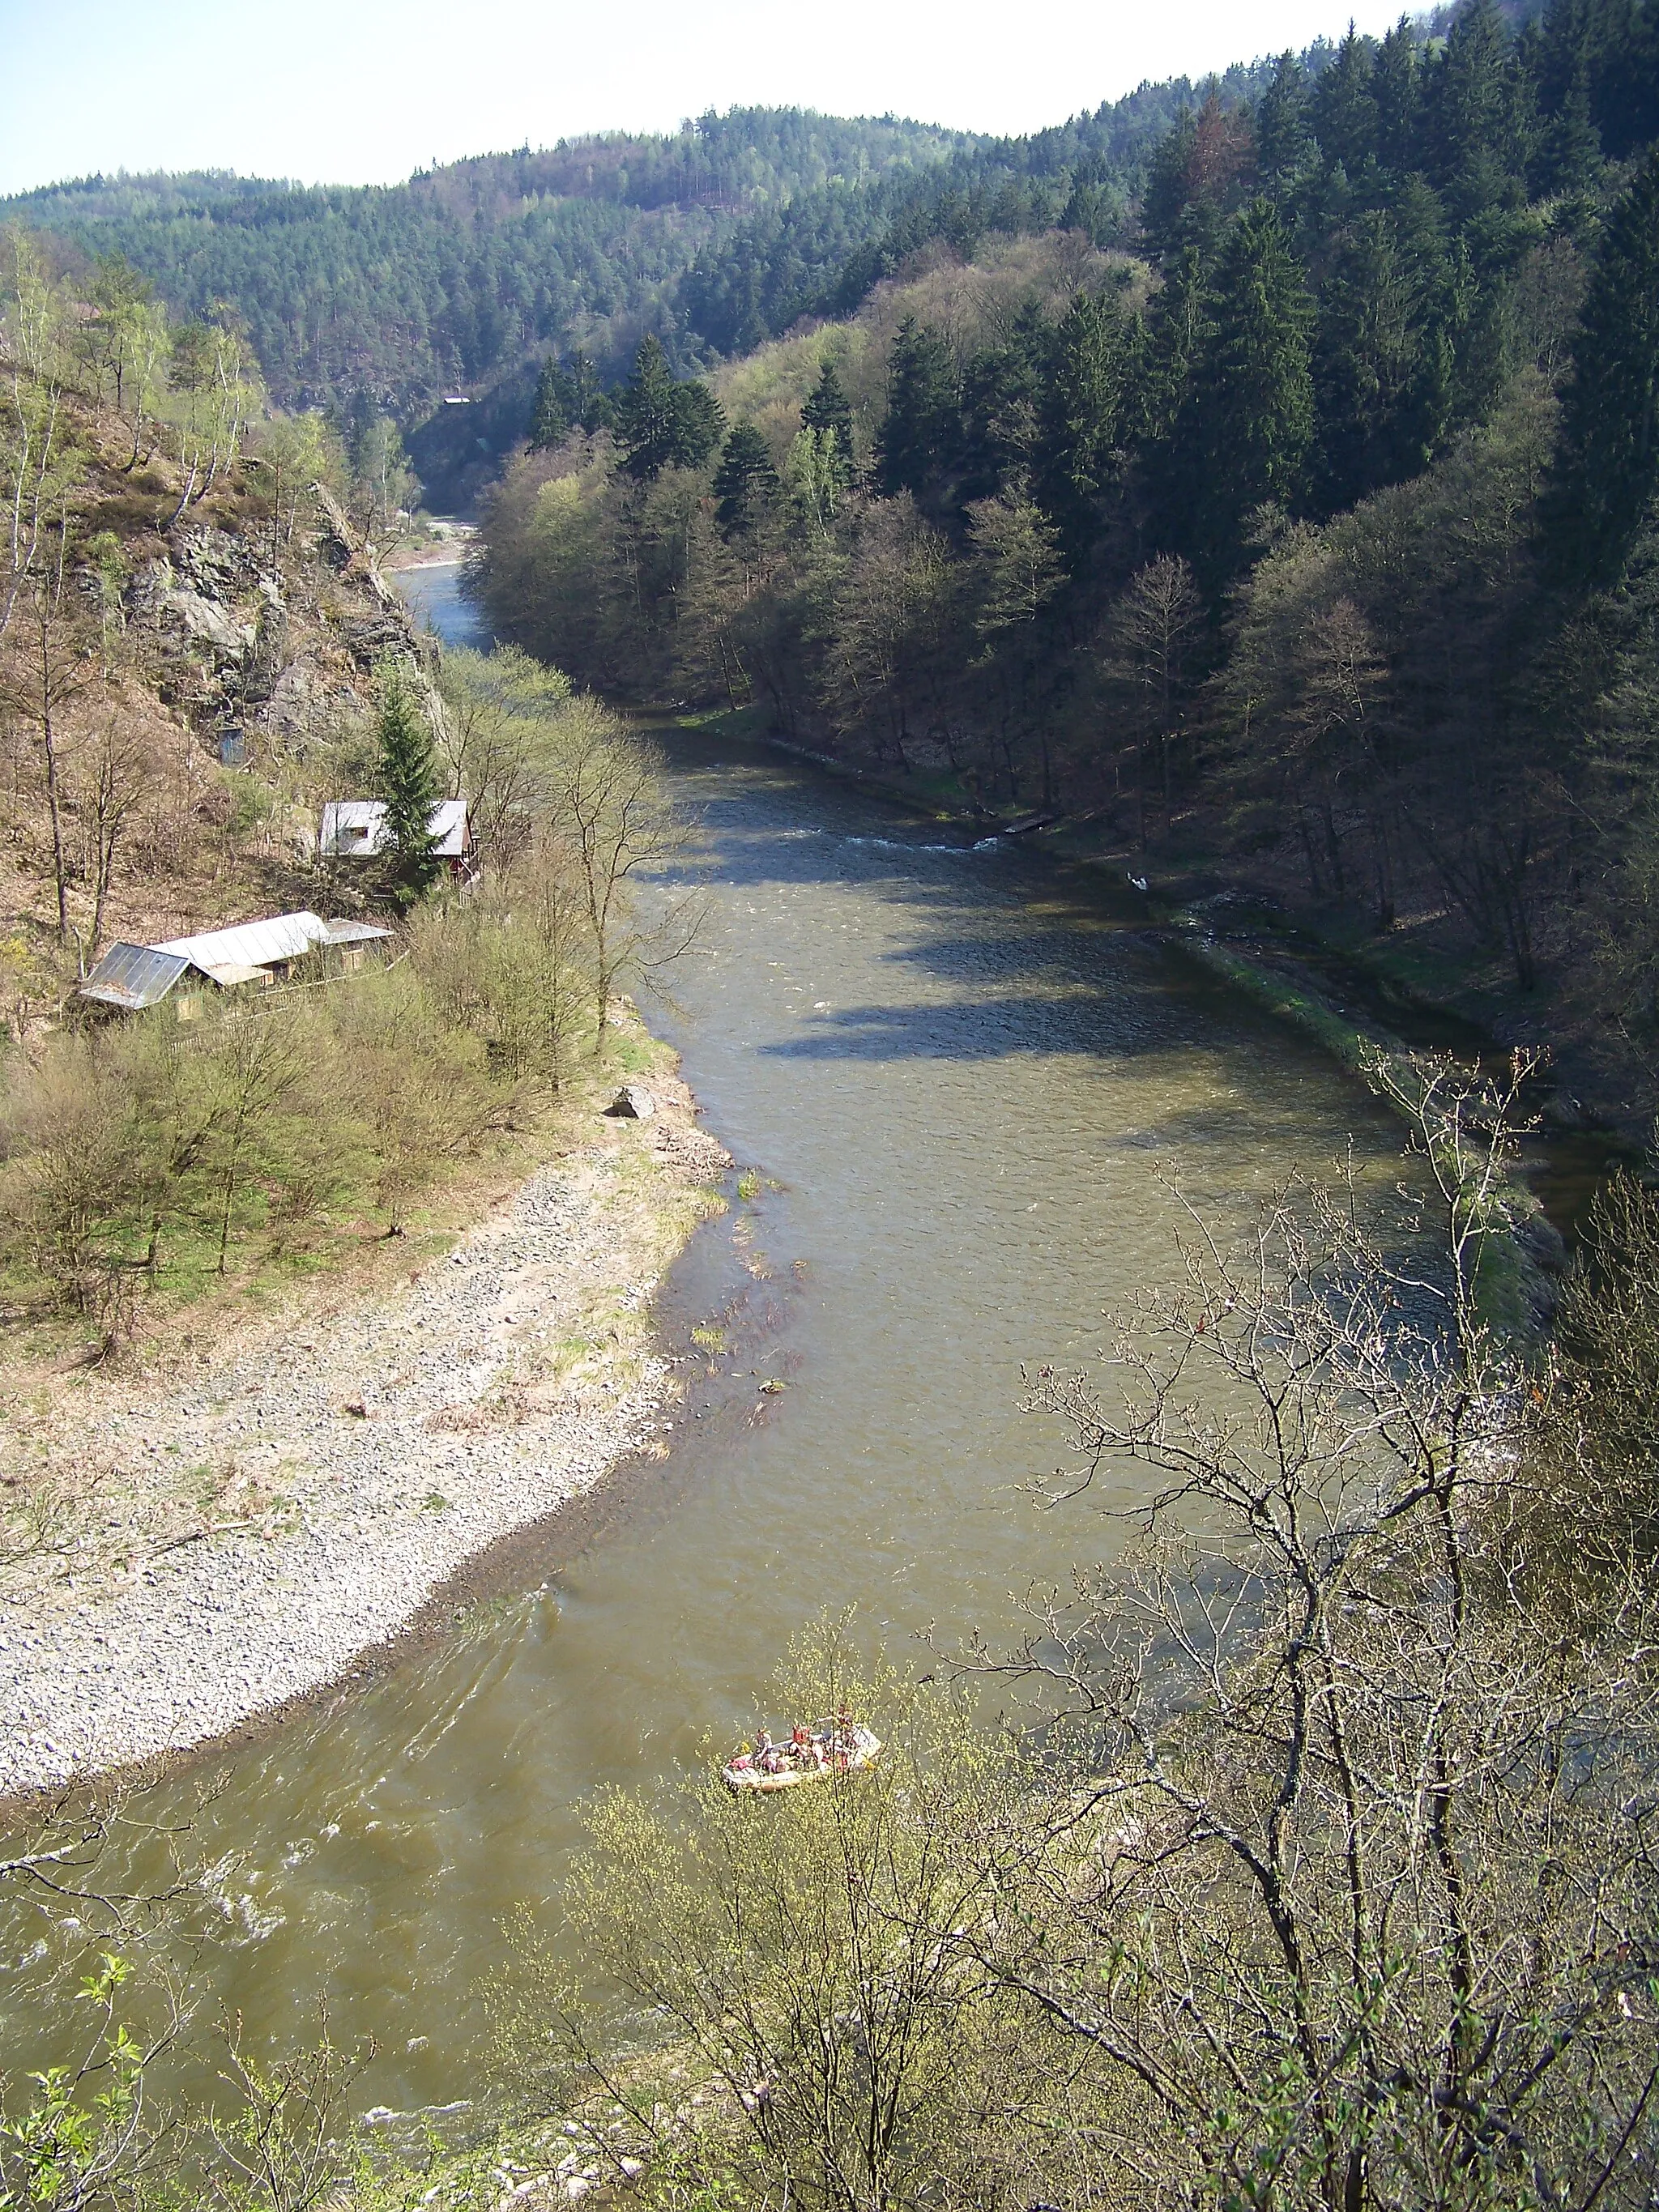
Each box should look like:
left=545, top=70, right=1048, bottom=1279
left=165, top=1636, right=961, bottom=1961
left=723, top=1721, right=881, bottom=1793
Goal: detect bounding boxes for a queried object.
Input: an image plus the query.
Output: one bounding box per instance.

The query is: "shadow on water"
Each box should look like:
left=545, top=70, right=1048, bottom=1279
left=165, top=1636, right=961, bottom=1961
left=0, top=616, right=1446, bottom=2116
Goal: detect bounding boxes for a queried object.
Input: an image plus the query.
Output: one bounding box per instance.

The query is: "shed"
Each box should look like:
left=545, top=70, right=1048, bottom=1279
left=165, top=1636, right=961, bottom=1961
left=78, top=911, right=394, bottom=1015
left=76, top=943, right=192, bottom=1013
left=321, top=799, right=471, bottom=877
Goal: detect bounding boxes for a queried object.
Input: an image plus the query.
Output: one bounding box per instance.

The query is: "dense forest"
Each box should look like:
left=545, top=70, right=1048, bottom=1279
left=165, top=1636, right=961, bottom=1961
left=1, top=114, right=978, bottom=412
left=476, top=0, right=1659, bottom=1113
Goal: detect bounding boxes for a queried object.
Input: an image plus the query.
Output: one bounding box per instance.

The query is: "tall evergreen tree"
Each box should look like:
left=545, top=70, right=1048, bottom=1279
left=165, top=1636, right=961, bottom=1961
left=564, top=350, right=613, bottom=434
left=1034, top=290, right=1132, bottom=561
left=1428, top=0, right=1529, bottom=219
left=875, top=318, right=958, bottom=501
left=614, top=336, right=723, bottom=479
left=613, top=336, right=681, bottom=480
left=1312, top=28, right=1380, bottom=176
left=1255, top=53, right=1315, bottom=195
left=1372, top=19, right=1424, bottom=173
left=527, top=356, right=571, bottom=450
left=801, top=359, right=856, bottom=488
left=712, top=420, right=778, bottom=536
left=1314, top=210, right=1437, bottom=511
left=375, top=667, right=442, bottom=907
left=1546, top=146, right=1659, bottom=586
left=1179, top=197, right=1315, bottom=580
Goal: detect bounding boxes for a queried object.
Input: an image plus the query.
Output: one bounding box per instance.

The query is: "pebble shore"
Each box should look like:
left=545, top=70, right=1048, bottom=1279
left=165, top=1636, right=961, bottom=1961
left=0, top=1091, right=727, bottom=1801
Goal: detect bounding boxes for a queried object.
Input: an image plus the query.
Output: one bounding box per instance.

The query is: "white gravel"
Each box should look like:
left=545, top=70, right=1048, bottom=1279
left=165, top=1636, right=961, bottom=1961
left=0, top=1102, right=728, bottom=1800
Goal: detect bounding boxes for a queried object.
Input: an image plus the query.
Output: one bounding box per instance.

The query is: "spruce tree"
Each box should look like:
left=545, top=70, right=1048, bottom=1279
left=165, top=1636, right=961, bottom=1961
left=801, top=360, right=855, bottom=488
left=1372, top=19, right=1423, bottom=172
left=875, top=318, right=958, bottom=501
left=1311, top=28, right=1380, bottom=176
left=614, top=336, right=680, bottom=480
left=712, top=421, right=778, bottom=536
left=670, top=380, right=725, bottom=471
left=614, top=337, right=723, bottom=479
left=1255, top=53, right=1314, bottom=196
left=1181, top=198, right=1314, bottom=581
left=527, top=356, right=571, bottom=450
left=376, top=666, right=442, bottom=907
left=1314, top=211, right=1431, bottom=511
left=1546, top=145, right=1659, bottom=586
left=565, top=350, right=612, bottom=434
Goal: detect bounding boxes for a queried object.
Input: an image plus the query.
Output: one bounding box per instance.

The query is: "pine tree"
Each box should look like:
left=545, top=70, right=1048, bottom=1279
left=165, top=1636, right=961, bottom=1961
left=670, top=380, right=725, bottom=471
left=1428, top=0, right=1528, bottom=219
left=1034, top=290, right=1132, bottom=561
left=376, top=666, right=442, bottom=906
left=801, top=360, right=855, bottom=488
left=712, top=421, right=778, bottom=536
left=564, top=350, right=612, bottom=434
left=874, top=319, right=958, bottom=501
left=1546, top=145, right=1659, bottom=586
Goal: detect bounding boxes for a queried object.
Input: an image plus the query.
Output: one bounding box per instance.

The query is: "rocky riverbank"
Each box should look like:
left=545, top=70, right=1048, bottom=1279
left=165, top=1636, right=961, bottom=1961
left=0, top=1075, right=727, bottom=1801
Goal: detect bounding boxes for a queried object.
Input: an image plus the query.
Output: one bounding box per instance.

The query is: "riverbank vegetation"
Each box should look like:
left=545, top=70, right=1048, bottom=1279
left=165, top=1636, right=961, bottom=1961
left=0, top=658, right=697, bottom=1359
left=475, top=0, right=1659, bottom=1119
left=0, top=243, right=701, bottom=1360
left=8, top=1061, right=1658, bottom=2210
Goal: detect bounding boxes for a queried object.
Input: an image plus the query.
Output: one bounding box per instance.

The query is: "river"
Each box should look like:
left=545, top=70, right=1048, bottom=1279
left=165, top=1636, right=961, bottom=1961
left=2, top=560, right=1420, bottom=2117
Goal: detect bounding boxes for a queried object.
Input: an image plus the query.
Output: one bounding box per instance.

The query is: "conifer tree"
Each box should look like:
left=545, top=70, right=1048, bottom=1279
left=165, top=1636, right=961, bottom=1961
left=376, top=666, right=442, bottom=907
left=801, top=360, right=855, bottom=488
left=614, top=337, right=723, bottom=480
left=1546, top=145, right=1659, bottom=586
left=1179, top=198, right=1314, bottom=580
left=613, top=336, right=680, bottom=481
left=875, top=318, right=957, bottom=501
left=563, top=350, right=612, bottom=434
left=1373, top=19, right=1424, bottom=172
left=527, top=356, right=571, bottom=450
left=712, top=421, right=778, bottom=537
left=1255, top=53, right=1314, bottom=195
left=1311, top=27, right=1380, bottom=176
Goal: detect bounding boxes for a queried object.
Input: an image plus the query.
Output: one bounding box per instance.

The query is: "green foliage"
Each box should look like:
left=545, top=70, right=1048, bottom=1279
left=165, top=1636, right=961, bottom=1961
left=710, top=422, right=777, bottom=537
left=374, top=666, right=443, bottom=907
left=1545, top=144, right=1659, bottom=584
left=615, top=339, right=724, bottom=482
left=872, top=319, right=957, bottom=501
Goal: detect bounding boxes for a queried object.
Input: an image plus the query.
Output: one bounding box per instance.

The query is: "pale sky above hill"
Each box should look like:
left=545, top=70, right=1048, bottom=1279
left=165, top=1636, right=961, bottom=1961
left=1, top=0, right=1418, bottom=198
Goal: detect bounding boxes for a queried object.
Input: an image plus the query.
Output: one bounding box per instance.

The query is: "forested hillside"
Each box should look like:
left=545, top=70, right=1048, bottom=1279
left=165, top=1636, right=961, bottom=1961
left=3, top=113, right=976, bottom=413
left=476, top=0, right=1659, bottom=1116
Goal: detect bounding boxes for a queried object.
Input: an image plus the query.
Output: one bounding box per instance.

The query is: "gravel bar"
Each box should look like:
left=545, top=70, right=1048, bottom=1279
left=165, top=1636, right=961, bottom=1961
left=0, top=1093, right=728, bottom=1800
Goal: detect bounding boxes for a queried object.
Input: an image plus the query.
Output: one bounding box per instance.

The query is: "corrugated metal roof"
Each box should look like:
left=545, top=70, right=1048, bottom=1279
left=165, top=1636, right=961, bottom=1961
left=321, top=918, right=394, bottom=947
left=321, top=799, right=468, bottom=859
left=153, top=911, right=331, bottom=972
left=78, top=942, right=191, bottom=1010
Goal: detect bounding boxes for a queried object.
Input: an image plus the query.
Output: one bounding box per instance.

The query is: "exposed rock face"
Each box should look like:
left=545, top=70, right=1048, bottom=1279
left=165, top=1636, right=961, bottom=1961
left=128, top=559, right=252, bottom=660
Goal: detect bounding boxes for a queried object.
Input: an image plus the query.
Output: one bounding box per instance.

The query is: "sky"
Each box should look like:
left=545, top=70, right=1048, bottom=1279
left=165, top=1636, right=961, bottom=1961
left=0, top=0, right=1419, bottom=198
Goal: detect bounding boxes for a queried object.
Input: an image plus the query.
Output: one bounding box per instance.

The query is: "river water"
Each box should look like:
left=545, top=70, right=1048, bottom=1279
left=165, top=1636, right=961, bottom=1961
left=2, top=561, right=1418, bottom=2115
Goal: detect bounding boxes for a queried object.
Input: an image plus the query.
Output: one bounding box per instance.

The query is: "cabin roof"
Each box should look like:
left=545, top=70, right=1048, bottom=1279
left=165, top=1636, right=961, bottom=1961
left=79, top=912, right=397, bottom=1009
left=77, top=942, right=191, bottom=1011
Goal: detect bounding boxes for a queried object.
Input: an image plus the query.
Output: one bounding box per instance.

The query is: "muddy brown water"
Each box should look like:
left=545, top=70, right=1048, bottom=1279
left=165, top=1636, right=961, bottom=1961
left=2, top=565, right=1430, bottom=2119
